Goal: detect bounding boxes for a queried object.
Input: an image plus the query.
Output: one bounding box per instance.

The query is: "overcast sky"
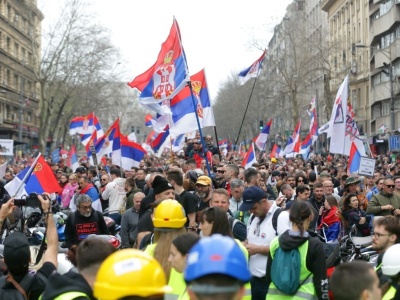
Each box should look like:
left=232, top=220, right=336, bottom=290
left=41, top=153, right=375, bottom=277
left=39, top=0, right=293, bottom=99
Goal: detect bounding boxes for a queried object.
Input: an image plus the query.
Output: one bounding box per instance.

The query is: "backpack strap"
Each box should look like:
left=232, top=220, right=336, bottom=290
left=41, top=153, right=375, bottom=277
left=6, top=273, right=35, bottom=300
left=272, top=208, right=282, bottom=236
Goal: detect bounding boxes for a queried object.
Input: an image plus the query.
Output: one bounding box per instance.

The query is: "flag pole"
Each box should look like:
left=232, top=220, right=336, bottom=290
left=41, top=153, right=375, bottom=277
left=13, top=152, right=41, bottom=198
left=187, top=81, right=211, bottom=176
left=213, top=126, right=222, bottom=161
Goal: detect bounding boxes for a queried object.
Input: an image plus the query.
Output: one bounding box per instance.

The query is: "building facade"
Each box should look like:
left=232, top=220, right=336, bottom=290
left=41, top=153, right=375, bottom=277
left=0, top=0, right=43, bottom=150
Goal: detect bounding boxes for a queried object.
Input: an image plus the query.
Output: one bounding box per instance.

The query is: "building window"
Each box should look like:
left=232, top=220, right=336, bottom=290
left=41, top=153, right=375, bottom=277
left=382, top=101, right=390, bottom=116
left=380, top=0, right=394, bottom=16
left=372, top=104, right=381, bottom=119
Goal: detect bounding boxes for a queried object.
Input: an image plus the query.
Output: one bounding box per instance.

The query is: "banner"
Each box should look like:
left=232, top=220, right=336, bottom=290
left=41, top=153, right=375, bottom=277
left=0, top=139, right=14, bottom=155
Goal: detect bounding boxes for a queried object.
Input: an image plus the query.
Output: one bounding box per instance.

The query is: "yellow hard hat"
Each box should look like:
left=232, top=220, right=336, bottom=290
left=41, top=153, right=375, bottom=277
left=152, top=199, right=187, bottom=229
left=93, top=249, right=171, bottom=299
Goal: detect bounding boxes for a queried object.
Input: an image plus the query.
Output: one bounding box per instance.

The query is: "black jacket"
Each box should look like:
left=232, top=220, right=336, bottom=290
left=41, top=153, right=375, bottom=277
left=40, top=271, right=94, bottom=300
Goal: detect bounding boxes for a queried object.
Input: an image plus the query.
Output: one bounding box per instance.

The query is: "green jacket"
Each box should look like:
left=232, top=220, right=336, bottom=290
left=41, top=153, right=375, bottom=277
left=367, top=192, right=400, bottom=216
left=125, top=188, right=142, bottom=210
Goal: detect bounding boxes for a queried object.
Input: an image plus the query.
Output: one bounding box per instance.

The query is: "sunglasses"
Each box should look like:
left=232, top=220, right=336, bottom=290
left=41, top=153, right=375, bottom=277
left=385, top=184, right=395, bottom=188
left=216, top=170, right=225, bottom=173
left=101, top=179, right=108, bottom=181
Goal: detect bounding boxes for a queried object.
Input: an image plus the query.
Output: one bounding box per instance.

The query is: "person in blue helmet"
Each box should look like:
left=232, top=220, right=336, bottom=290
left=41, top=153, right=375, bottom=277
left=184, top=234, right=251, bottom=300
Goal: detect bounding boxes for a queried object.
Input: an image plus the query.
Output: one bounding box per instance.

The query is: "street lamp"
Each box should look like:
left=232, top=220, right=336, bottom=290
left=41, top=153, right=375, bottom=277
left=355, top=43, right=394, bottom=132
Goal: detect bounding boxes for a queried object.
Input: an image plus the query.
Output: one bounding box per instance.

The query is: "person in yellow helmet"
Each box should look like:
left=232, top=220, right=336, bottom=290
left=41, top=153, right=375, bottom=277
left=145, top=199, right=188, bottom=299
left=93, top=249, right=171, bottom=300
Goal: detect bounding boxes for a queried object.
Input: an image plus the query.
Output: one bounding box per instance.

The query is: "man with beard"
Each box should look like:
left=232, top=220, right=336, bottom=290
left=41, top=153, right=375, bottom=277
left=371, top=216, right=400, bottom=287
left=195, top=176, right=213, bottom=212
left=64, top=194, right=109, bottom=249
left=308, top=182, right=325, bottom=231
left=215, top=164, right=226, bottom=188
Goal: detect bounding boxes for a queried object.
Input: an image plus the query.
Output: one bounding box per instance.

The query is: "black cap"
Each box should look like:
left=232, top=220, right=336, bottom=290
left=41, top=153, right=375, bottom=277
left=153, top=176, right=174, bottom=195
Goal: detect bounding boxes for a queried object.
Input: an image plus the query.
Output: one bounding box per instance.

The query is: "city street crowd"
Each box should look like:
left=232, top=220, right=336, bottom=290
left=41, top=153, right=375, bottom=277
left=0, top=133, right=400, bottom=299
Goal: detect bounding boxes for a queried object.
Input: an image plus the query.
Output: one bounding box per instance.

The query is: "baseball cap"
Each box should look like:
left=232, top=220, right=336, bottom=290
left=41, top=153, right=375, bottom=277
left=196, top=176, right=212, bottom=186
left=239, top=186, right=266, bottom=211
left=271, top=170, right=280, bottom=177
left=4, top=232, right=30, bottom=268
left=75, top=166, right=87, bottom=174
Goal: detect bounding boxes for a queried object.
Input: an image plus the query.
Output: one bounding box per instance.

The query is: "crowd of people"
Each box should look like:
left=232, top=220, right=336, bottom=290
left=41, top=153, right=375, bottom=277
left=0, top=133, right=400, bottom=299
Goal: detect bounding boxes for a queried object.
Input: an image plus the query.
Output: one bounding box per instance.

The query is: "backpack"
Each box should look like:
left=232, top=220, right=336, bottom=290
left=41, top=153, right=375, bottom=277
left=249, top=208, right=282, bottom=236
left=0, top=273, right=35, bottom=300
left=228, top=216, right=247, bottom=241
left=270, top=240, right=311, bottom=295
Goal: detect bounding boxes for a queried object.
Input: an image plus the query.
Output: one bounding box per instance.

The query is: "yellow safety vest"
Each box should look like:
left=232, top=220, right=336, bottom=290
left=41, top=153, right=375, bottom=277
left=382, top=285, right=397, bottom=300
left=267, top=237, right=317, bottom=300
left=234, top=239, right=252, bottom=299
left=145, top=243, right=186, bottom=300
left=39, top=291, right=90, bottom=300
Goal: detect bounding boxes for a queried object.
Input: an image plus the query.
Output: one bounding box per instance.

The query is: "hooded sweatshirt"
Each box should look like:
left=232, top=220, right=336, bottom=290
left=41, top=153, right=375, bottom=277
left=40, top=271, right=95, bottom=300
left=102, top=177, right=126, bottom=214
left=266, top=230, right=329, bottom=300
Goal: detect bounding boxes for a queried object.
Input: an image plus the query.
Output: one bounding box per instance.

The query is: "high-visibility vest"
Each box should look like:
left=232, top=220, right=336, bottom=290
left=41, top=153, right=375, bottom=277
left=267, top=237, right=317, bottom=300
left=382, top=285, right=397, bottom=300
left=39, top=291, right=90, bottom=300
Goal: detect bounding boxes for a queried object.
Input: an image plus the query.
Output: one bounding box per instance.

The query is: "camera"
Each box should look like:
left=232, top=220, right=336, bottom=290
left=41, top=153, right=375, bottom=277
left=14, top=193, right=46, bottom=208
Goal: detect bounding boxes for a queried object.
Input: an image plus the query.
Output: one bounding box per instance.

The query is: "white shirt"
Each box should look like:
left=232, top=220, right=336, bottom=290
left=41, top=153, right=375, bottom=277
left=229, top=197, right=242, bottom=214
left=277, top=210, right=292, bottom=235
left=246, top=202, right=279, bottom=277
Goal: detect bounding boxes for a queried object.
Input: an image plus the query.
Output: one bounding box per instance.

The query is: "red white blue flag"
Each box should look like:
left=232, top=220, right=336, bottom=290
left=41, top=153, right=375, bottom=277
left=95, top=119, right=121, bottom=165
left=270, top=144, right=282, bottom=158
left=116, top=135, right=147, bottom=169
left=238, top=50, right=266, bottom=85
left=348, top=141, right=361, bottom=174
left=255, top=119, right=272, bottom=151
left=128, top=17, right=189, bottom=109
left=68, top=145, right=80, bottom=172
left=241, top=143, right=257, bottom=169
left=282, top=121, right=301, bottom=155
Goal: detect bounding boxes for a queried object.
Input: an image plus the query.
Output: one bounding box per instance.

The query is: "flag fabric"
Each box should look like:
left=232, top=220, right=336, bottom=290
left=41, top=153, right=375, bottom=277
left=348, top=141, right=362, bottom=174
left=255, top=119, right=272, bottom=151
left=0, top=161, right=8, bottom=179
left=85, top=131, right=98, bottom=164
left=95, top=119, right=121, bottom=165
left=241, top=143, right=257, bottom=169
left=145, top=114, right=156, bottom=127
left=169, top=69, right=215, bottom=137
left=5, top=155, right=62, bottom=198
left=145, top=130, right=158, bottom=145
left=377, top=124, right=389, bottom=134
left=69, top=112, right=103, bottom=137
left=238, top=50, right=266, bottom=85
left=300, top=133, right=313, bottom=159
left=128, top=17, right=189, bottom=106
left=76, top=113, right=104, bottom=146
left=308, top=97, right=318, bottom=143
left=282, top=121, right=301, bottom=155
left=68, top=145, right=79, bottom=172
left=150, top=125, right=170, bottom=155
left=172, top=134, right=185, bottom=152
left=327, top=75, right=348, bottom=154
left=270, top=144, right=282, bottom=158
left=218, top=139, right=228, bottom=148
left=114, top=136, right=147, bottom=170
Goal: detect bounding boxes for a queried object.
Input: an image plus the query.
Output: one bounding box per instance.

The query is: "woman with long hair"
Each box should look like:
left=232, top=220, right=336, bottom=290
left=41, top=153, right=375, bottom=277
left=61, top=174, right=78, bottom=209
left=342, top=193, right=371, bottom=236
left=167, top=232, right=201, bottom=300
left=318, top=195, right=341, bottom=242
left=266, top=201, right=329, bottom=299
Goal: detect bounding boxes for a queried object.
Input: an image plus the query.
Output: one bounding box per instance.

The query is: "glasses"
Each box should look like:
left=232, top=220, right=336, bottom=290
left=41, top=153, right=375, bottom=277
left=373, top=232, right=391, bottom=238
left=384, top=185, right=395, bottom=188
left=298, top=179, right=304, bottom=182
left=79, top=205, right=92, bottom=211
left=216, top=170, right=225, bottom=173
left=101, top=179, right=108, bottom=181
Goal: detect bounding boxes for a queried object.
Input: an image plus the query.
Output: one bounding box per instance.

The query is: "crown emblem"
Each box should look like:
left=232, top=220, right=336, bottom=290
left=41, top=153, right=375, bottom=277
left=34, top=163, right=43, bottom=173
left=192, top=81, right=202, bottom=96
left=164, top=50, right=174, bottom=64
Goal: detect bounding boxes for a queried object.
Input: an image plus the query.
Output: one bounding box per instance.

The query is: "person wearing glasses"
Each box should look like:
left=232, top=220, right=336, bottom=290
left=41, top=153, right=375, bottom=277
left=367, top=178, right=400, bottom=217
left=64, top=194, right=109, bottom=249
left=371, top=216, right=400, bottom=288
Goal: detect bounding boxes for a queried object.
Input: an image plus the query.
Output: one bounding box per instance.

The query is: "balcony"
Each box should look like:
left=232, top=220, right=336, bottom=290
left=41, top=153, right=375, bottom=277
left=371, top=81, right=391, bottom=103
left=374, top=39, right=400, bottom=68
left=370, top=4, right=400, bottom=43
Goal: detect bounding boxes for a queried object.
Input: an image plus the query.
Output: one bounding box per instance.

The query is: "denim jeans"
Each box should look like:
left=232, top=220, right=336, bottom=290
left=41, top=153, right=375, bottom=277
left=108, top=213, right=121, bottom=225
left=250, top=276, right=269, bottom=300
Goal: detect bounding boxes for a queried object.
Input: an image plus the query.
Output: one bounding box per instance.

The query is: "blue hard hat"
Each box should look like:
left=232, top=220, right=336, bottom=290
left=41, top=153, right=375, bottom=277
left=184, top=234, right=251, bottom=283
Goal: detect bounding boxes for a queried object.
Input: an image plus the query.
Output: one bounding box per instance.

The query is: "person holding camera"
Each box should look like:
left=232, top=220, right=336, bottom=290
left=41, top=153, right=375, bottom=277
left=0, top=194, right=58, bottom=300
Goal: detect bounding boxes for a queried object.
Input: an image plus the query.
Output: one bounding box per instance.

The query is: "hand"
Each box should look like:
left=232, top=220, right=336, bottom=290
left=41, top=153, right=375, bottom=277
left=276, top=196, right=286, bottom=207
left=382, top=205, right=394, bottom=211
left=393, top=209, right=400, bottom=216
left=319, top=207, right=324, bottom=215
left=0, top=198, right=16, bottom=220
left=359, top=217, right=366, bottom=225
left=245, top=243, right=259, bottom=256
left=38, top=193, right=51, bottom=212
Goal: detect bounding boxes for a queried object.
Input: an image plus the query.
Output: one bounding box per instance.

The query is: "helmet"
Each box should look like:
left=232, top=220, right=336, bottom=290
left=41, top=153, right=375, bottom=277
left=152, top=199, right=187, bottom=229
left=184, top=234, right=251, bottom=283
left=381, top=244, right=400, bottom=276
left=93, top=249, right=171, bottom=299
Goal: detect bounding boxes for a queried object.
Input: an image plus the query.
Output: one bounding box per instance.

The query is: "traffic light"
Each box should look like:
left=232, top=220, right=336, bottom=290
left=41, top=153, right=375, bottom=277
left=259, top=120, right=264, bottom=130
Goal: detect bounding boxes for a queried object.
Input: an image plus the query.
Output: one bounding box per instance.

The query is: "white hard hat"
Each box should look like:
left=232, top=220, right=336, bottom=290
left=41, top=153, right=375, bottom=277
left=381, top=244, right=400, bottom=276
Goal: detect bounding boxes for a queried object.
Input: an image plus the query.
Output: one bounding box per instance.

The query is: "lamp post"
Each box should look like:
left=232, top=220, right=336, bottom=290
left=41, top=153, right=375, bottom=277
left=19, top=78, right=24, bottom=143
left=355, top=44, right=394, bottom=132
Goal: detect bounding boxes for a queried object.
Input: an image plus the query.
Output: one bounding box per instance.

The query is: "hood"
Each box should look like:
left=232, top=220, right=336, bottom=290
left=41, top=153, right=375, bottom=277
left=40, top=271, right=94, bottom=300
left=278, top=230, right=309, bottom=251
left=113, top=177, right=126, bottom=187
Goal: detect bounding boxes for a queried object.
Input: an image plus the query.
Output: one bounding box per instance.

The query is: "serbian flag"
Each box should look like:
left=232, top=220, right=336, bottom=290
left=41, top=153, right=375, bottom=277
left=145, top=114, right=156, bottom=127
left=172, top=134, right=185, bottom=152
left=114, top=136, right=147, bottom=169
left=68, top=145, right=79, bottom=172
left=150, top=125, right=170, bottom=154
left=95, top=119, right=121, bottom=165
left=238, top=50, right=266, bottom=85
left=69, top=112, right=103, bottom=137
left=85, top=131, right=98, bottom=164
left=308, top=97, right=318, bottom=144
left=300, top=133, right=313, bottom=159
left=242, top=143, right=257, bottom=169
left=169, top=69, right=215, bottom=137
left=5, top=155, right=62, bottom=198
left=128, top=17, right=189, bottom=108
left=348, top=141, right=361, bottom=174
left=255, top=119, right=272, bottom=151
left=270, top=144, right=282, bottom=158
left=145, top=130, right=158, bottom=145
left=218, top=139, right=228, bottom=148
left=282, top=120, right=302, bottom=155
